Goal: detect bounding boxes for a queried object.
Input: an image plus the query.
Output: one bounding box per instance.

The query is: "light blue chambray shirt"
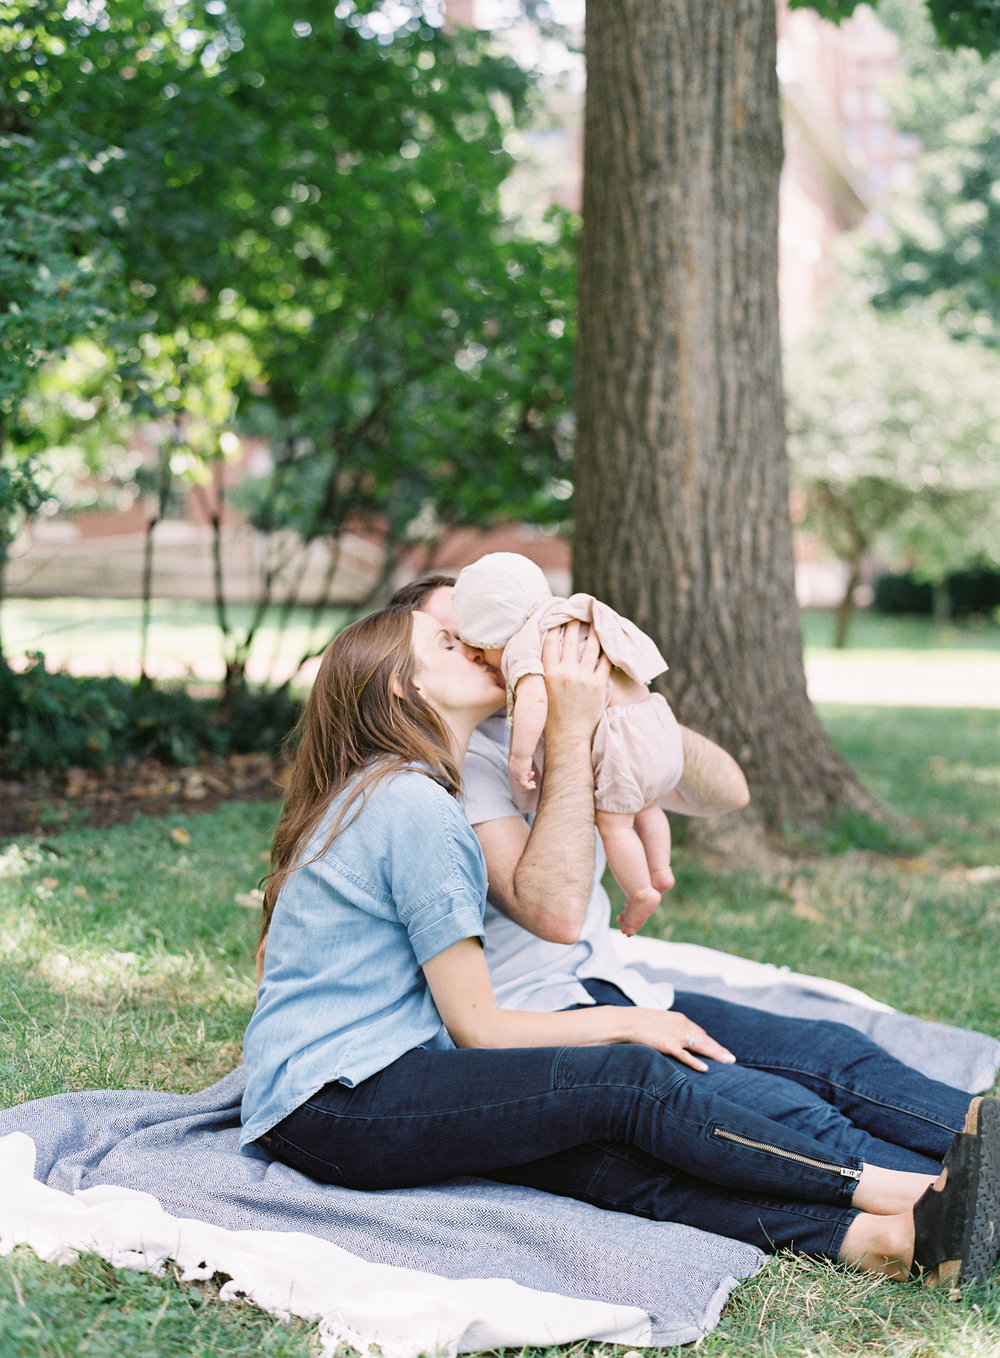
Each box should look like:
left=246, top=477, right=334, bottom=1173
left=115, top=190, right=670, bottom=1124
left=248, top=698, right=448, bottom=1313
left=240, top=766, right=487, bottom=1149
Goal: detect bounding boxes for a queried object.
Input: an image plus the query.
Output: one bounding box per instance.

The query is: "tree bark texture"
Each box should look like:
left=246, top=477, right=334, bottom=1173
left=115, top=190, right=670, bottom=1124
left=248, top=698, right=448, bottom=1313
left=574, top=0, right=880, bottom=829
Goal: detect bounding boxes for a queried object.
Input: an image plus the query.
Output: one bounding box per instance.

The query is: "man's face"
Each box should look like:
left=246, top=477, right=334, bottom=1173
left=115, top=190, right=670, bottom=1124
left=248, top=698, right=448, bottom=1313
left=420, top=586, right=459, bottom=633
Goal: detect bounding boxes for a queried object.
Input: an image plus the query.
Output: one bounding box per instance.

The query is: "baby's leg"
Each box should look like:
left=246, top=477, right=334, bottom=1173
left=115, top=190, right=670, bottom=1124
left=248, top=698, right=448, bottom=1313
left=596, top=809, right=661, bottom=937
left=635, top=801, right=675, bottom=893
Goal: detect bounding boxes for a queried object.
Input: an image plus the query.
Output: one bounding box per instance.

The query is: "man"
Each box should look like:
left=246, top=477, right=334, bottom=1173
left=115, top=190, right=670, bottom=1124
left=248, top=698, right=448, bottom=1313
left=259, top=570, right=746, bottom=1054
left=405, top=575, right=749, bottom=1054
left=391, top=575, right=971, bottom=1204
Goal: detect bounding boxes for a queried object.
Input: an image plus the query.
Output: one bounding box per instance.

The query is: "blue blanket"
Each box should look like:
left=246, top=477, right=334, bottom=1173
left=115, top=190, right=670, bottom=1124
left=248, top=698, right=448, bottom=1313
left=2, top=942, right=998, bottom=1350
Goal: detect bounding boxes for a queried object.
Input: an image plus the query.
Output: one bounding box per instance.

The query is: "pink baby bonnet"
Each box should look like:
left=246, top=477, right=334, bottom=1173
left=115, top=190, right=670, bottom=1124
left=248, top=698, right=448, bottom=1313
left=452, top=552, right=553, bottom=650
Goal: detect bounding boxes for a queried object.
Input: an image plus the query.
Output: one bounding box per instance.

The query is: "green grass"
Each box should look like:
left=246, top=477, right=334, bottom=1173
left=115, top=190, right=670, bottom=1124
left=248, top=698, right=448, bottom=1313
left=1, top=597, right=350, bottom=687
left=638, top=705, right=1000, bottom=1036
left=817, top=705, right=1000, bottom=864
left=0, top=800, right=277, bottom=1103
left=4, top=599, right=1000, bottom=687
left=3, top=704, right=1000, bottom=1355
left=800, top=606, right=1000, bottom=655
left=0, top=1250, right=319, bottom=1358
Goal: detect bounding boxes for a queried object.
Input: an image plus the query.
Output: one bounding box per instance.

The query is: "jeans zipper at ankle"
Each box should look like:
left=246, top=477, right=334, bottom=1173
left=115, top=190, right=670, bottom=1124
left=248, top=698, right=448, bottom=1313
left=712, top=1126, right=863, bottom=1180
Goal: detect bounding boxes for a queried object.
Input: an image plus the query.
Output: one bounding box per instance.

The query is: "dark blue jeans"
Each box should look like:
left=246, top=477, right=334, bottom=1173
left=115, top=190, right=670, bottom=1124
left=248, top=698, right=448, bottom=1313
left=269, top=1040, right=867, bottom=1259
left=484, top=983, right=970, bottom=1256
left=669, top=987, right=967, bottom=1168
left=268, top=985, right=970, bottom=1259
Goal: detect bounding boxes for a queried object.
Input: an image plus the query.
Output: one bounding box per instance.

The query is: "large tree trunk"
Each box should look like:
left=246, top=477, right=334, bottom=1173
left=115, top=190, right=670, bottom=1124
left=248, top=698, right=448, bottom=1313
left=573, top=0, right=880, bottom=830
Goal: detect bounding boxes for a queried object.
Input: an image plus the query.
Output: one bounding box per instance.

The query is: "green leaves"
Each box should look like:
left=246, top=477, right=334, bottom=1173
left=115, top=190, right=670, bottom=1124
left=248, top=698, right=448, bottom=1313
left=790, top=0, right=1000, bottom=56
left=785, top=298, right=1000, bottom=585
left=0, top=127, right=113, bottom=408
left=787, top=0, right=1000, bottom=633
left=865, top=28, right=1000, bottom=346
left=1, top=0, right=576, bottom=624
left=925, top=0, right=1000, bottom=55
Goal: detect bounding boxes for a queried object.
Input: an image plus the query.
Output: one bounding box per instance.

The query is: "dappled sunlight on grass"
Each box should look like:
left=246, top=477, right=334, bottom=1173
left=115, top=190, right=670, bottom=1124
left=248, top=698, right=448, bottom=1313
left=1, top=855, right=258, bottom=1012
left=3, top=707, right=1000, bottom=1356
left=33, top=944, right=254, bottom=1011
left=0, top=954, right=255, bottom=1102
left=929, top=756, right=1000, bottom=788
left=0, top=803, right=271, bottom=1101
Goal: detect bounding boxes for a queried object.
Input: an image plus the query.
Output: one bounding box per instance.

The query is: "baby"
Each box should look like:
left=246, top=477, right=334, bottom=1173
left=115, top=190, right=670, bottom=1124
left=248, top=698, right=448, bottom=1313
left=452, top=552, right=684, bottom=937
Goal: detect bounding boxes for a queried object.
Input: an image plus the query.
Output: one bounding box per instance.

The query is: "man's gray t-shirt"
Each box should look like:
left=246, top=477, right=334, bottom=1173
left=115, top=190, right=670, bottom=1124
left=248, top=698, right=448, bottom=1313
left=461, top=714, right=671, bottom=1013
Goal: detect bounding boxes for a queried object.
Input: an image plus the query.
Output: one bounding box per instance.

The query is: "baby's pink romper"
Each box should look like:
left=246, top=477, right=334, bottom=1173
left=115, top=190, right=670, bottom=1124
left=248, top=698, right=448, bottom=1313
left=501, top=593, right=684, bottom=814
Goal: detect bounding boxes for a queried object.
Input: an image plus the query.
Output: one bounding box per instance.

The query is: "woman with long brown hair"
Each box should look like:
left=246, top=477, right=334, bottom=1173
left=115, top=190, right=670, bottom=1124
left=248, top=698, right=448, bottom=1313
left=241, top=605, right=1000, bottom=1292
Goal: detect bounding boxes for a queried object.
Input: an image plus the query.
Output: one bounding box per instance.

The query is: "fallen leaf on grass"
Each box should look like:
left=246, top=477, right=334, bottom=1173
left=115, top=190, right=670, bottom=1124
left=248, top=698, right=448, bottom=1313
left=791, top=901, right=829, bottom=925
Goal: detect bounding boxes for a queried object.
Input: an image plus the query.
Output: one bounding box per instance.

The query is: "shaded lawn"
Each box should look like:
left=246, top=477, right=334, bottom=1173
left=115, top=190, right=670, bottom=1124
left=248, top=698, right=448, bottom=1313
left=2, top=704, right=1000, bottom=1356
left=800, top=607, right=1000, bottom=655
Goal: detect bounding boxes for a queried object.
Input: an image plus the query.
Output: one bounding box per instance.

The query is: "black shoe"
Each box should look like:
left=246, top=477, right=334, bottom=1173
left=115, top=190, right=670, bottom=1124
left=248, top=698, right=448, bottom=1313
left=912, top=1096, right=1000, bottom=1292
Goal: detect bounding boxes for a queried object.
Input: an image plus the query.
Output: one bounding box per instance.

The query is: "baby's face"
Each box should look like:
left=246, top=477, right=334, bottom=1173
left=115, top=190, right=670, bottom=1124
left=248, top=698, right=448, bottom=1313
left=481, top=647, right=504, bottom=670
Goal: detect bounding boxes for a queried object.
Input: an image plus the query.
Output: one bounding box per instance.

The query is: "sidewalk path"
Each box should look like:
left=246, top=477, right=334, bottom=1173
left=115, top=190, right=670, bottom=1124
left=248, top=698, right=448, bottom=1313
left=805, top=654, right=1000, bottom=708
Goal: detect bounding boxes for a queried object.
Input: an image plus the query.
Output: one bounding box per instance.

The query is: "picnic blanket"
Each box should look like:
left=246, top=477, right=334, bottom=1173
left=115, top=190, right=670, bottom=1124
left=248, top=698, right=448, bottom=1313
left=2, top=935, right=998, bottom=1355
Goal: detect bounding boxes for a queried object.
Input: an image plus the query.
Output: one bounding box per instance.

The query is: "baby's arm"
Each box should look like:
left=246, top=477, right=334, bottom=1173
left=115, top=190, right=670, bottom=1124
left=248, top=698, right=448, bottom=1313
left=509, top=672, right=548, bottom=791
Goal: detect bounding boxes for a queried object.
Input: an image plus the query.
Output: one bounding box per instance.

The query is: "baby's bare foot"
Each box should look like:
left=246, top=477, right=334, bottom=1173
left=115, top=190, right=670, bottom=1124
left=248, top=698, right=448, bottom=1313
left=617, top=887, right=662, bottom=937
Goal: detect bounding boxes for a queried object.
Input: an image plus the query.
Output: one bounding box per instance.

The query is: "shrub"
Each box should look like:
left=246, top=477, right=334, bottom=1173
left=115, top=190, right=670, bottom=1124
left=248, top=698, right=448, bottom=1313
left=0, top=655, right=301, bottom=774
left=872, top=567, right=1000, bottom=618
left=217, top=683, right=302, bottom=756
left=871, top=572, right=934, bottom=616
left=947, top=567, right=1000, bottom=618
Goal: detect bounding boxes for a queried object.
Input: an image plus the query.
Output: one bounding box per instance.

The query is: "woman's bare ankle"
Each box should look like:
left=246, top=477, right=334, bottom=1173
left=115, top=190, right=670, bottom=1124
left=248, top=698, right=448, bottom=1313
left=840, top=1210, right=914, bottom=1279
left=854, top=1163, right=938, bottom=1216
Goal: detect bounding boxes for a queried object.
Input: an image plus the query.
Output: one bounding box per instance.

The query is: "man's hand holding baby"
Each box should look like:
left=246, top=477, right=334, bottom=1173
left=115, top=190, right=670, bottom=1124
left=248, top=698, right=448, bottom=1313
left=540, top=620, right=610, bottom=751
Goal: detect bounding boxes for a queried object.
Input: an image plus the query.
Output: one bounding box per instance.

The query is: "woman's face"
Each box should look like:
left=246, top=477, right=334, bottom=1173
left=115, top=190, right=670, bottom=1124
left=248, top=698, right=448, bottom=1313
left=409, top=609, right=503, bottom=727
left=419, top=585, right=504, bottom=683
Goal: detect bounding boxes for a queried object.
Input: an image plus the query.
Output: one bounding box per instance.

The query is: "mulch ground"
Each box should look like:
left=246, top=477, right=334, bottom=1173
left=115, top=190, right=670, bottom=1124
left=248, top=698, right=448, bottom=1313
left=0, top=751, right=291, bottom=841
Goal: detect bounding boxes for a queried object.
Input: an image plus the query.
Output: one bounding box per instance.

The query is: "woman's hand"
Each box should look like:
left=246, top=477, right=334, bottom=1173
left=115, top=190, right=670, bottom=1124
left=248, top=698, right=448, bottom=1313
left=423, top=940, right=736, bottom=1072
left=620, top=1008, right=736, bottom=1073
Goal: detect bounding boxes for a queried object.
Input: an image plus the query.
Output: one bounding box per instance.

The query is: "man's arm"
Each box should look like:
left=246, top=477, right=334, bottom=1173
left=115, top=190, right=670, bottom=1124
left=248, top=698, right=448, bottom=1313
left=661, top=726, right=750, bottom=817
left=473, top=621, right=609, bottom=945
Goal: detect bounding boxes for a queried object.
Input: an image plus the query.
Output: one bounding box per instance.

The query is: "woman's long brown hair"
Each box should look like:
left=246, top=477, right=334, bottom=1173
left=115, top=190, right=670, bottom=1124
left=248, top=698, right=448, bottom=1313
left=258, top=606, right=461, bottom=944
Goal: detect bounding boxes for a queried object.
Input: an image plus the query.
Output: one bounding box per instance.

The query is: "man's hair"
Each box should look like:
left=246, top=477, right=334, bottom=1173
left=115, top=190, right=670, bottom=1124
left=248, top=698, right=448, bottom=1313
left=386, top=574, right=456, bottom=610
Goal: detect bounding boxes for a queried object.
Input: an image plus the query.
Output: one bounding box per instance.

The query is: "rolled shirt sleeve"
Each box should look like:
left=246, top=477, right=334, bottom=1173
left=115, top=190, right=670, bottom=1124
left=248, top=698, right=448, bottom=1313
left=240, top=769, right=488, bottom=1147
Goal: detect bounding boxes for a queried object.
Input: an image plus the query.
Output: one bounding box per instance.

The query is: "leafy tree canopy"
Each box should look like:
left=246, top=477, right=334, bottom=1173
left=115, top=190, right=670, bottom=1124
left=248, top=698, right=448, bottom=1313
left=786, top=294, right=1000, bottom=644
left=1, top=0, right=576, bottom=638
left=855, top=0, right=1000, bottom=346
left=790, top=0, right=1000, bottom=57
